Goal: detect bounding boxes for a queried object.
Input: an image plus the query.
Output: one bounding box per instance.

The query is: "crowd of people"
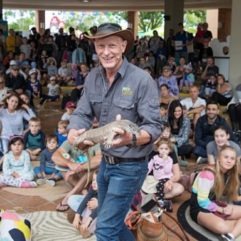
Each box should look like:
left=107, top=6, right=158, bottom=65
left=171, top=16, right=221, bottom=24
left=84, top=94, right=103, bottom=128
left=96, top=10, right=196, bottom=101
left=0, top=21, right=241, bottom=241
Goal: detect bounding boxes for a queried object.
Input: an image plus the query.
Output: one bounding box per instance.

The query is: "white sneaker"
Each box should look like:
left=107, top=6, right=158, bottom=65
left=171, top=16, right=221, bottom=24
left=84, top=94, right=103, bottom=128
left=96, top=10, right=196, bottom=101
left=36, top=178, right=46, bottom=185
left=220, top=233, right=235, bottom=241
left=196, top=157, right=207, bottom=164
left=46, top=179, right=56, bottom=187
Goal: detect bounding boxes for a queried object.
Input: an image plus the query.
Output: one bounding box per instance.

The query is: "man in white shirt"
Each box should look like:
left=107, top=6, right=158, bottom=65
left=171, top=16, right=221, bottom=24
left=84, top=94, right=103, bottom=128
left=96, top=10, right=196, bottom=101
left=181, top=85, right=206, bottom=127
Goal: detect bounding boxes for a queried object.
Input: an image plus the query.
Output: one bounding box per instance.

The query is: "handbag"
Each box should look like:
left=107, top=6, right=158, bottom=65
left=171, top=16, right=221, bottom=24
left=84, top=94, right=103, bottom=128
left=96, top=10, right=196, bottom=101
left=125, top=202, right=191, bottom=241
left=125, top=208, right=167, bottom=241
left=136, top=211, right=168, bottom=241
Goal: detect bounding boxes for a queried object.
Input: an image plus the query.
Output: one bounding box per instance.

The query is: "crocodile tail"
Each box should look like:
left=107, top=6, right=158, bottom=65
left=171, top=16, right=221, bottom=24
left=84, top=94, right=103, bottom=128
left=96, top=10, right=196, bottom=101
left=84, top=151, right=91, bottom=188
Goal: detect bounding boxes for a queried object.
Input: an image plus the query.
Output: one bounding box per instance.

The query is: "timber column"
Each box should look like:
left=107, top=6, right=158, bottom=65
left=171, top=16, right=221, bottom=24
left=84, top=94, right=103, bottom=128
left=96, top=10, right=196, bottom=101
left=36, top=10, right=45, bottom=34
left=164, top=0, right=184, bottom=39
left=229, top=0, right=241, bottom=86
left=127, top=11, right=138, bottom=39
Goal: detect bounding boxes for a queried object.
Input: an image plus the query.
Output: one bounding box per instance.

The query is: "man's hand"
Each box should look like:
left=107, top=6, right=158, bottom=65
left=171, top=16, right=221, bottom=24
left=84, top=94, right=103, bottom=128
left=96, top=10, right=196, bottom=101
left=68, top=128, right=94, bottom=150
left=164, top=180, right=173, bottom=192
left=11, top=172, right=20, bottom=178
left=111, top=127, right=133, bottom=147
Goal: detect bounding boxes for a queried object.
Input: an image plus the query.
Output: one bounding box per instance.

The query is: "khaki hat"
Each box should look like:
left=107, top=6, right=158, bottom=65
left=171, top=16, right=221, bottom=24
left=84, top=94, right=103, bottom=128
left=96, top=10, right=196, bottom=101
left=84, top=23, right=134, bottom=53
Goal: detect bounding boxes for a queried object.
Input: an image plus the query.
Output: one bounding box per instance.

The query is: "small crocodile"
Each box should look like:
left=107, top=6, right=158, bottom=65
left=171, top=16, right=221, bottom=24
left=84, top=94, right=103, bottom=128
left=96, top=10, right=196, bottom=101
left=74, top=119, right=140, bottom=149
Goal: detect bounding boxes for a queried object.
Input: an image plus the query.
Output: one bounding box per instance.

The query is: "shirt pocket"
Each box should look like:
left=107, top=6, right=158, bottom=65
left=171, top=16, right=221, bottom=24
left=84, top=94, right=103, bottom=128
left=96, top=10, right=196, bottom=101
left=89, top=94, right=103, bottom=119
left=112, top=98, right=136, bottom=120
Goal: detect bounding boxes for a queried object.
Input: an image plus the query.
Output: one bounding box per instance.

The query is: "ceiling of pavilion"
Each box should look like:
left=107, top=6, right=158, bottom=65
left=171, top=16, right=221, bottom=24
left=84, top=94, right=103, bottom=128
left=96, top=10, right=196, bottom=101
left=4, top=0, right=231, bottom=11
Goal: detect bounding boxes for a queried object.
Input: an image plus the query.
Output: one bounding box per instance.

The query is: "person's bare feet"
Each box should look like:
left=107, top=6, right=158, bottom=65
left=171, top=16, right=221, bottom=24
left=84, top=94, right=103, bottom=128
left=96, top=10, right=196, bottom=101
left=56, top=200, right=69, bottom=212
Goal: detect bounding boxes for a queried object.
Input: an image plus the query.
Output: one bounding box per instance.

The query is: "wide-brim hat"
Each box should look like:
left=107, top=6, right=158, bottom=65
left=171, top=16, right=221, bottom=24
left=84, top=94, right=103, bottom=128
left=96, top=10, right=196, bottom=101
left=141, top=175, right=158, bottom=194
left=84, top=23, right=134, bottom=53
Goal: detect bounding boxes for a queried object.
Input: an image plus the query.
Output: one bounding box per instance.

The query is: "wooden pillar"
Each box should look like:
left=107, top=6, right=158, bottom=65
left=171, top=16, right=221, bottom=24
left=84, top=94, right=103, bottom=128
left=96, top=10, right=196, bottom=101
left=36, top=10, right=45, bottom=34
left=229, top=0, right=241, bottom=87
left=164, top=0, right=184, bottom=39
left=218, top=8, right=231, bottom=42
left=127, top=11, right=138, bottom=39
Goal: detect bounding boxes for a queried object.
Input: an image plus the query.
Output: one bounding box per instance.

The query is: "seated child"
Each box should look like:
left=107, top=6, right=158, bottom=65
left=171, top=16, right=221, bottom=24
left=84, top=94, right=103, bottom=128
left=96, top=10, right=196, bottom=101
left=71, top=171, right=98, bottom=238
left=147, top=138, right=173, bottom=211
left=61, top=101, right=76, bottom=121
left=58, top=60, right=72, bottom=85
left=27, top=68, right=42, bottom=100
left=160, top=103, right=168, bottom=124
left=24, top=117, right=45, bottom=161
left=34, top=135, right=62, bottom=185
left=201, top=74, right=217, bottom=99
left=46, top=57, right=58, bottom=77
left=180, top=64, right=195, bottom=92
left=0, top=136, right=36, bottom=188
left=39, top=76, right=60, bottom=105
left=56, top=120, right=69, bottom=146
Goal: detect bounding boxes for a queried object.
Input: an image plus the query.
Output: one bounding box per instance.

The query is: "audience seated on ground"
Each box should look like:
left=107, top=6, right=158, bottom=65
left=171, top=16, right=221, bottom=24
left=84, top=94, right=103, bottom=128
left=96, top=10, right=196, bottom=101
left=210, top=74, right=233, bottom=106
left=52, top=140, right=101, bottom=212
left=181, top=85, right=206, bottom=127
left=194, top=100, right=236, bottom=163
left=34, top=135, right=62, bottom=186
left=168, top=100, right=193, bottom=166
left=24, top=117, right=45, bottom=161
left=158, top=65, right=179, bottom=97
left=159, top=83, right=177, bottom=105
left=190, top=146, right=241, bottom=241
left=206, top=126, right=241, bottom=166
left=227, top=83, right=241, bottom=132
left=69, top=170, right=99, bottom=239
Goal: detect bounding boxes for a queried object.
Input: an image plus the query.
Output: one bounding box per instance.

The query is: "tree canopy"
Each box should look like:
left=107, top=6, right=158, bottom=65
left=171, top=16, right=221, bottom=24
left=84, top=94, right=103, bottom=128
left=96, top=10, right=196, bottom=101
left=3, top=9, right=206, bottom=36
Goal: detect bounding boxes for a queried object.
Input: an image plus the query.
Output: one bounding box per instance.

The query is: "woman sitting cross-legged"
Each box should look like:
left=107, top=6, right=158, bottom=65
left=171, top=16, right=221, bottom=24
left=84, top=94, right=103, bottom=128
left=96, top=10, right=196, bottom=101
left=190, top=146, right=241, bottom=241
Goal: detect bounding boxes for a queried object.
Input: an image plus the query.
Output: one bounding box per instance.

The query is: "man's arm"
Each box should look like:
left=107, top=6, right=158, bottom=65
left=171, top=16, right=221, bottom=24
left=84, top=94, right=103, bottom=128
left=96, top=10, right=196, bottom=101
left=188, top=105, right=205, bottom=115
left=52, top=146, right=73, bottom=168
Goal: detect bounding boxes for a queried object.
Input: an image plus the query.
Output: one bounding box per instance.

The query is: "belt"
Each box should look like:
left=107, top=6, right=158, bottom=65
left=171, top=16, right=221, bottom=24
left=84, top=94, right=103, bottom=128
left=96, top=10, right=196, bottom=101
left=103, top=154, right=146, bottom=165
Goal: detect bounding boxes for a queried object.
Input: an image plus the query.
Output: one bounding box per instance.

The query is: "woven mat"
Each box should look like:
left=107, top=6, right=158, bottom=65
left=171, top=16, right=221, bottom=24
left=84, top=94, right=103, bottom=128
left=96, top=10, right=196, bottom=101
left=2, top=179, right=71, bottom=202
left=24, top=211, right=96, bottom=241
left=177, top=200, right=241, bottom=241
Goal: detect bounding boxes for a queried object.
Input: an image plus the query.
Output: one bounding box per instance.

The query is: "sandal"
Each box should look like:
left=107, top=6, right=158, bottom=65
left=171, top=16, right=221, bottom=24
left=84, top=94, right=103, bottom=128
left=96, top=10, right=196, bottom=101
left=56, top=202, right=69, bottom=212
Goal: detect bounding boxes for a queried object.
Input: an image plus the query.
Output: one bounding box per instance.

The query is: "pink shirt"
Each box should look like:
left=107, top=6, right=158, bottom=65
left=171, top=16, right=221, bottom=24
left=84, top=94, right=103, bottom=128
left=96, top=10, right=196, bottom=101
left=148, top=154, right=173, bottom=180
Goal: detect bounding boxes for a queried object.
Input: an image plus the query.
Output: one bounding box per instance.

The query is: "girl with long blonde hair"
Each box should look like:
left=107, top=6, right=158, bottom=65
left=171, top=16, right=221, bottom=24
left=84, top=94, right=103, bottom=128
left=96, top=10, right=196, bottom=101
left=190, top=146, right=241, bottom=241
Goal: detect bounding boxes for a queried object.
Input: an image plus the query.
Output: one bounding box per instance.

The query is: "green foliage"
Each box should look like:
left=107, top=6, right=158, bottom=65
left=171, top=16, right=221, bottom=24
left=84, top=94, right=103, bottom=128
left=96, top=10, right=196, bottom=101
left=139, top=11, right=164, bottom=33
left=63, top=11, right=127, bottom=32
left=3, top=9, right=35, bottom=31
left=184, top=10, right=206, bottom=34
left=3, top=9, right=206, bottom=36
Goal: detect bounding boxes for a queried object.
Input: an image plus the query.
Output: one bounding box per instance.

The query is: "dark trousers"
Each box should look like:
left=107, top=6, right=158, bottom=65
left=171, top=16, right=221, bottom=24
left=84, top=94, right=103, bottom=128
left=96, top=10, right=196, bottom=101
left=40, top=95, right=59, bottom=105
left=228, top=103, right=241, bottom=129
left=211, top=92, right=232, bottom=106
left=178, top=143, right=193, bottom=158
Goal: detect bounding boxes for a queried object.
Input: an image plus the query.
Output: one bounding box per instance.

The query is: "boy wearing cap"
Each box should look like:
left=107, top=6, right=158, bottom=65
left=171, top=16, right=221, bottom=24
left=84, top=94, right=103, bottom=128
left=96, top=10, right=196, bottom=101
left=27, top=68, right=42, bottom=99
left=61, top=101, right=76, bottom=121
left=5, top=61, right=26, bottom=94
left=67, top=23, right=161, bottom=241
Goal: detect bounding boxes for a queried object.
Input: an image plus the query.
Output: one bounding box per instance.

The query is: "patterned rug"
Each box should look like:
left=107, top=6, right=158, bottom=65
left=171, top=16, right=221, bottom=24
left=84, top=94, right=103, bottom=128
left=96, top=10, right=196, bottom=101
left=2, top=180, right=71, bottom=202
left=177, top=200, right=241, bottom=241
left=24, top=211, right=96, bottom=241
